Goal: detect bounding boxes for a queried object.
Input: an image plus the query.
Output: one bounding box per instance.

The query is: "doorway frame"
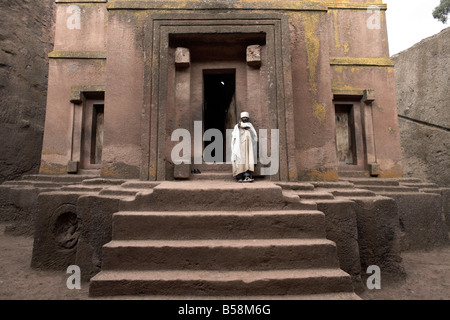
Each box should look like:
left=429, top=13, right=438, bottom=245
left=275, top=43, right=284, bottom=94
left=141, top=13, right=297, bottom=181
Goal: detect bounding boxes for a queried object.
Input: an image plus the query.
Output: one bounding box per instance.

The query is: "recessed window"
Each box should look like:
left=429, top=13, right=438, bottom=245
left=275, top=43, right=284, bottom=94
left=335, top=104, right=357, bottom=165
left=79, top=96, right=104, bottom=170
left=91, top=104, right=104, bottom=165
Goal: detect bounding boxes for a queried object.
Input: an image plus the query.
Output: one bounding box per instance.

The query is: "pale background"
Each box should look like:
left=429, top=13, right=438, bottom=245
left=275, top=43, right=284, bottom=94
left=384, top=0, right=449, bottom=55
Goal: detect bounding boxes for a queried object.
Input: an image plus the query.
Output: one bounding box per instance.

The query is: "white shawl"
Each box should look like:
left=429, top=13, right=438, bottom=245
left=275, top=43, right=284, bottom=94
left=231, top=122, right=258, bottom=165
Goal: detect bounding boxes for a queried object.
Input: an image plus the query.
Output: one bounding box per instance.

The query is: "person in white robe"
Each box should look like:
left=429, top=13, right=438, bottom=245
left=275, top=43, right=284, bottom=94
left=231, top=112, right=258, bottom=182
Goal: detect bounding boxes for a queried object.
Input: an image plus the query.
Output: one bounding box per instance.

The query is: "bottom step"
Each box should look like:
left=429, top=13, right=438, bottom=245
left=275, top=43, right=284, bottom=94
left=91, top=292, right=361, bottom=300
left=89, top=269, right=353, bottom=297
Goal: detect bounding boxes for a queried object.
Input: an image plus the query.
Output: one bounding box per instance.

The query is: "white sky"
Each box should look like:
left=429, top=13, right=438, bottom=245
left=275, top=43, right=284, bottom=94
left=384, top=0, right=449, bottom=55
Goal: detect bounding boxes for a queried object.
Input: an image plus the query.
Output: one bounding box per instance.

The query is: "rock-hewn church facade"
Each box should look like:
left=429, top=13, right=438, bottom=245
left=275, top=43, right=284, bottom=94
left=40, top=0, right=403, bottom=181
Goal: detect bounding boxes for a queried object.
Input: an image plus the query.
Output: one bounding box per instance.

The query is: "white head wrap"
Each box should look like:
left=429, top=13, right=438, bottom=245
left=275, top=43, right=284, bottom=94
left=240, top=112, right=249, bottom=118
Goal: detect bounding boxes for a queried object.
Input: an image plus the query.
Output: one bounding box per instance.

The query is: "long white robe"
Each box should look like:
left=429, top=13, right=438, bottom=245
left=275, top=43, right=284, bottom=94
left=231, top=122, right=258, bottom=177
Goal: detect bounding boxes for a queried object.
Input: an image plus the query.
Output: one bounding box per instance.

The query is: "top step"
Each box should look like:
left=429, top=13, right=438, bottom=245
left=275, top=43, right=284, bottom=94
left=120, top=181, right=288, bottom=211
left=193, top=163, right=233, bottom=172
left=189, top=171, right=236, bottom=181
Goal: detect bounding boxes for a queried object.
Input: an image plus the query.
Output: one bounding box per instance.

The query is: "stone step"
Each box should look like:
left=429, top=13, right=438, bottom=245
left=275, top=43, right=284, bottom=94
left=120, top=181, right=161, bottom=189
left=121, top=181, right=287, bottom=211
left=194, top=163, right=233, bottom=172
left=299, top=200, right=319, bottom=209
left=2, top=180, right=66, bottom=188
left=61, top=185, right=104, bottom=192
left=189, top=172, right=236, bottom=181
left=281, top=190, right=318, bottom=210
left=329, top=188, right=376, bottom=197
left=101, top=239, right=339, bottom=271
left=89, top=268, right=354, bottom=297
left=21, top=174, right=92, bottom=183
left=396, top=177, right=423, bottom=183
left=275, top=182, right=315, bottom=191
left=420, top=188, right=445, bottom=195
left=112, top=210, right=327, bottom=240
left=340, top=178, right=400, bottom=186
left=99, top=187, right=140, bottom=197
left=357, top=185, right=419, bottom=193
left=91, top=292, right=361, bottom=300
left=296, top=191, right=334, bottom=200
left=311, top=181, right=355, bottom=189
left=82, top=178, right=129, bottom=186
left=400, top=182, right=439, bottom=189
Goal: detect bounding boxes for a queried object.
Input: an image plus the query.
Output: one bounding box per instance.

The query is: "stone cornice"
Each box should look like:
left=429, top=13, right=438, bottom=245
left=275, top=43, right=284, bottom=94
left=107, top=0, right=328, bottom=11
left=54, top=0, right=387, bottom=11
left=106, top=0, right=386, bottom=11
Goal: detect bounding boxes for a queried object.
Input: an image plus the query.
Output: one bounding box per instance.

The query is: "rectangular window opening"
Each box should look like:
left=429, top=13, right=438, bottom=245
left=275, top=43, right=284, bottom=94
left=91, top=104, right=104, bottom=165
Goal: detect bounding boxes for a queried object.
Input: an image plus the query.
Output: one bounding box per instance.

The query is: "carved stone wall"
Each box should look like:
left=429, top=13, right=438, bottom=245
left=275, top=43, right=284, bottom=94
left=393, top=27, right=450, bottom=187
left=0, top=0, right=55, bottom=183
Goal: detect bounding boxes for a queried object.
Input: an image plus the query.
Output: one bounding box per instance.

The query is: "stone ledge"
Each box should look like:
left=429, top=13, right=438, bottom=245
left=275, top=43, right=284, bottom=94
left=332, top=88, right=365, bottom=97
left=56, top=0, right=107, bottom=3
left=326, top=2, right=387, bottom=11
left=48, top=50, right=107, bottom=60
left=330, top=57, right=395, bottom=67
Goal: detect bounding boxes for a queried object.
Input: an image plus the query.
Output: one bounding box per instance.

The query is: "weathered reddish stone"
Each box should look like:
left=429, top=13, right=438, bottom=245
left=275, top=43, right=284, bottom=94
left=37, top=0, right=403, bottom=182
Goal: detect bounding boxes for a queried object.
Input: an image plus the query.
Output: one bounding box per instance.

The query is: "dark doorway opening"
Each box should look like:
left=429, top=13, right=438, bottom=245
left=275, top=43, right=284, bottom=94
left=203, top=70, right=236, bottom=162
left=80, top=95, right=104, bottom=170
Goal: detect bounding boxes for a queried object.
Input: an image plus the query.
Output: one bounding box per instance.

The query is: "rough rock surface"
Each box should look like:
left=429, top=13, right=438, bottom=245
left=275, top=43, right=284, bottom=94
left=392, top=27, right=450, bottom=187
left=0, top=3, right=447, bottom=189
left=0, top=0, right=55, bottom=183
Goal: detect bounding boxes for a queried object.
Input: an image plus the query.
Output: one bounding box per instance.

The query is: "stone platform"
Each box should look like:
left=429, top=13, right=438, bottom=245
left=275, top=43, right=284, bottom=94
left=0, top=174, right=448, bottom=299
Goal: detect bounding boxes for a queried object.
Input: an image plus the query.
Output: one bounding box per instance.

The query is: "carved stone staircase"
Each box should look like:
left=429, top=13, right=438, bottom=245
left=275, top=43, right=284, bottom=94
left=88, top=181, right=358, bottom=299
left=4, top=173, right=446, bottom=298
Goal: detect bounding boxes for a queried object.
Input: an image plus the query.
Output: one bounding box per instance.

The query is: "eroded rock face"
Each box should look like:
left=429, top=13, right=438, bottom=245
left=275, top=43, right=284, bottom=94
left=393, top=27, right=450, bottom=187
left=0, top=0, right=55, bottom=183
